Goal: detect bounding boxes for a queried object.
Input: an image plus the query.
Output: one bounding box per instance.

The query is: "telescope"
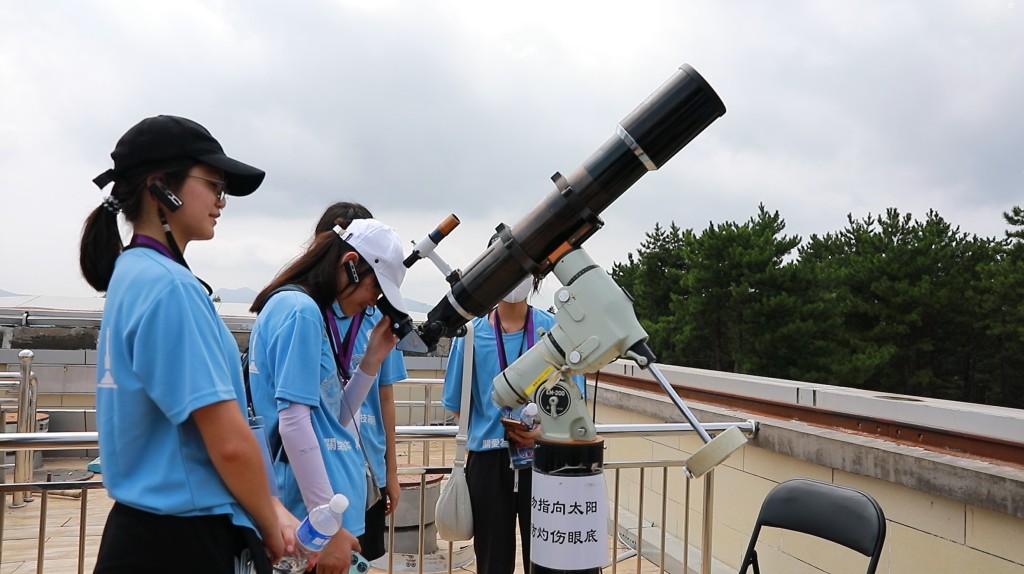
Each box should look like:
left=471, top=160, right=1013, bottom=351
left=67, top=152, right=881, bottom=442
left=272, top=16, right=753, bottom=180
left=416, top=64, right=727, bottom=352
left=408, top=66, right=748, bottom=574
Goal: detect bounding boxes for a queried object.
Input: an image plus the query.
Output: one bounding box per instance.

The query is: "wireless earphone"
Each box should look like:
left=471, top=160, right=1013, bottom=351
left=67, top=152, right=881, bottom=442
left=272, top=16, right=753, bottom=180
left=148, top=181, right=182, bottom=212
left=344, top=259, right=360, bottom=284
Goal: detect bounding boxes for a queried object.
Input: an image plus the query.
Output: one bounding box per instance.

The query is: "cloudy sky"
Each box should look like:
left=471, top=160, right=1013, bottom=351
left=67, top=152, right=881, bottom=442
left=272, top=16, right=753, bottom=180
left=1, top=1, right=1021, bottom=309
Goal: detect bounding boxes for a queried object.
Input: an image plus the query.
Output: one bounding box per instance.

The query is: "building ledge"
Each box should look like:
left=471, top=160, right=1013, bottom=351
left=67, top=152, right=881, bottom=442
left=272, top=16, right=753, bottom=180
left=592, top=362, right=1024, bottom=520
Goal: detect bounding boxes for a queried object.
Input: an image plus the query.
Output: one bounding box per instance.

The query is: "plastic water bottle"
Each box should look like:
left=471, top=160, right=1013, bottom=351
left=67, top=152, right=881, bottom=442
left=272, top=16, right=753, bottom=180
left=521, top=402, right=539, bottom=428
left=274, top=494, right=349, bottom=573
left=507, top=403, right=540, bottom=469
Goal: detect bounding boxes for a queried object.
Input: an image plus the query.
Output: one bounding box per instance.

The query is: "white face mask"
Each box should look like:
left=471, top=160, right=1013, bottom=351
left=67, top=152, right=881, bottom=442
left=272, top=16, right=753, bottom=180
left=503, top=279, right=533, bottom=303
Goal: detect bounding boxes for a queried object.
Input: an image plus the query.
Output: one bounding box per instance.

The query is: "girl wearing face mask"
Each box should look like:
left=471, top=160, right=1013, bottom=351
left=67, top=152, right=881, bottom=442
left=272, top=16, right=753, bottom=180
left=440, top=236, right=584, bottom=574
left=247, top=219, right=407, bottom=574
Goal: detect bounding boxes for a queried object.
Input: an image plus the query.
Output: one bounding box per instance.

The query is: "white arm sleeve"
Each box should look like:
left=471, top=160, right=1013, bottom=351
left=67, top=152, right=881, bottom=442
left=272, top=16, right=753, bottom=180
left=279, top=402, right=334, bottom=511
left=338, top=366, right=375, bottom=428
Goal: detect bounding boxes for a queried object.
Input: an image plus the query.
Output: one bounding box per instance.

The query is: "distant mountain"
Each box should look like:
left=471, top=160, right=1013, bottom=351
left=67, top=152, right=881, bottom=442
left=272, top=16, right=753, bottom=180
left=0, top=289, right=22, bottom=297
left=213, top=287, right=258, bottom=304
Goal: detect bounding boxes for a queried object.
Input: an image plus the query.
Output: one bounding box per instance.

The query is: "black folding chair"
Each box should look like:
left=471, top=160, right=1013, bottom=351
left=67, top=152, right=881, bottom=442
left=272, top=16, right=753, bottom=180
left=739, top=478, right=886, bottom=574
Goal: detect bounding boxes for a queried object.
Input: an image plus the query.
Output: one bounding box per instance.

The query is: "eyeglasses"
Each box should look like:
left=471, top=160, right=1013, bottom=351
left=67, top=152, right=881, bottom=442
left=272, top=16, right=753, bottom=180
left=187, top=174, right=229, bottom=202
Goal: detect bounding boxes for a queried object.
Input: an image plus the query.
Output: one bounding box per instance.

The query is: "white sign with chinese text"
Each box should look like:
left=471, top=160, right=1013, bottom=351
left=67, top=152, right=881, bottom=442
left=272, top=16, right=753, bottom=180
left=531, top=471, right=609, bottom=570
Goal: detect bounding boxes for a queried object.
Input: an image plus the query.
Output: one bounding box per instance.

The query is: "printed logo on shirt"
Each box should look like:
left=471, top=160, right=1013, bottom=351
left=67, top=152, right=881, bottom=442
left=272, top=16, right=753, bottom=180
left=321, top=374, right=342, bottom=417
left=359, top=412, right=377, bottom=425
left=323, top=437, right=354, bottom=452
left=97, top=330, right=117, bottom=389
left=482, top=438, right=508, bottom=449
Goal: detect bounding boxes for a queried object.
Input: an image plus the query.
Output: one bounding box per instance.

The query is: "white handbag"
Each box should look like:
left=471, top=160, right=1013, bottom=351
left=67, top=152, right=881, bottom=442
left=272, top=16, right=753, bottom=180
left=435, top=321, right=475, bottom=541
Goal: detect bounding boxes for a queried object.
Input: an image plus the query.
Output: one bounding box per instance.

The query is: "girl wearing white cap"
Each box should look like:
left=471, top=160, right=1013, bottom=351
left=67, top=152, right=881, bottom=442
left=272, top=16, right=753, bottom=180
left=247, top=218, right=408, bottom=574
left=313, top=202, right=408, bottom=563
left=82, top=115, right=297, bottom=573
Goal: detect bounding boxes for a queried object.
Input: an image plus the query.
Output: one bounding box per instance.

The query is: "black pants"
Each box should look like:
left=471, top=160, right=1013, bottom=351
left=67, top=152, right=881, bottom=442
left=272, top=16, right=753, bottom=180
left=93, top=502, right=271, bottom=574
left=357, top=487, right=388, bottom=561
left=466, top=448, right=532, bottom=574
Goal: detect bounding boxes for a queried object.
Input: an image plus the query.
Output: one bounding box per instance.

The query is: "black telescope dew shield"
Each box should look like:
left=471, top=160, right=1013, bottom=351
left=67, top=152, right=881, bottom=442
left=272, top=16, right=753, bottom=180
left=418, top=64, right=726, bottom=350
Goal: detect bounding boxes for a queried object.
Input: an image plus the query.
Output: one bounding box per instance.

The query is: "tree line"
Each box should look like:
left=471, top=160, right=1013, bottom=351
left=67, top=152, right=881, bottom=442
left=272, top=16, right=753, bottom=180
left=610, top=205, right=1024, bottom=409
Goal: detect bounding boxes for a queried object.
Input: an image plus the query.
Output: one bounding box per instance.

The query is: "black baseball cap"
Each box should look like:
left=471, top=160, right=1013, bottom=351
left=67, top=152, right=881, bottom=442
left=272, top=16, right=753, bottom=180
left=92, top=115, right=265, bottom=196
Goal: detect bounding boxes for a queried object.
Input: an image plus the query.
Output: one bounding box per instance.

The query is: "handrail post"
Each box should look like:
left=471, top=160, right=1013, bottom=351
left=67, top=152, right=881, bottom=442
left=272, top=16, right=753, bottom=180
left=700, top=469, right=714, bottom=574
left=12, top=350, right=36, bottom=507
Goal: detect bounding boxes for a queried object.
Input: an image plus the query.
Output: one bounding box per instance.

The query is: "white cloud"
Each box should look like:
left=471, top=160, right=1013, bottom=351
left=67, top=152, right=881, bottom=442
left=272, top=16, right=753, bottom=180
left=1, top=0, right=1022, bottom=312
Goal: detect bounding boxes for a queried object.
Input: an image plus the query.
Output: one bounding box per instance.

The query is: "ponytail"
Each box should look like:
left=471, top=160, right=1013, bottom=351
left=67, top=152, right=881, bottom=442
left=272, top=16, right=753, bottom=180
left=79, top=203, right=124, bottom=292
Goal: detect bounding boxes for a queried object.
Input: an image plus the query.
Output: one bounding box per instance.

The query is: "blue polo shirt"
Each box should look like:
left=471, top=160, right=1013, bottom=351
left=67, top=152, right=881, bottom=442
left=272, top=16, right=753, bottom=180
left=442, top=307, right=585, bottom=452
left=331, top=304, right=407, bottom=488
left=247, top=290, right=367, bottom=534
left=96, top=248, right=255, bottom=530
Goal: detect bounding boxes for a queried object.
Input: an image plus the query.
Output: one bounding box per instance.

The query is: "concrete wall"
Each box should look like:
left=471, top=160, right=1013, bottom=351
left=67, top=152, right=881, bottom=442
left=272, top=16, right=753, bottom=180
left=593, top=383, right=1024, bottom=574
left=1, top=346, right=451, bottom=405
left=1, top=348, right=98, bottom=409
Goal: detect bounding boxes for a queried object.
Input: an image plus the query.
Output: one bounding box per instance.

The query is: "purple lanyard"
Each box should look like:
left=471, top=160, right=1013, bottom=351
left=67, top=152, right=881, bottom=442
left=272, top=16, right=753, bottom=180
left=128, top=233, right=214, bottom=296
left=326, top=307, right=364, bottom=383
left=492, top=307, right=535, bottom=371
left=129, top=234, right=175, bottom=260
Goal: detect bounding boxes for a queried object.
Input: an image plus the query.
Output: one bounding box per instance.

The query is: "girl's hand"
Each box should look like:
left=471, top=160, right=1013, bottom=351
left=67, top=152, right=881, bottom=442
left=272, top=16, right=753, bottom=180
left=309, top=528, right=361, bottom=574
left=384, top=475, right=401, bottom=516
left=358, top=319, right=398, bottom=376
left=259, top=524, right=287, bottom=566
left=507, top=422, right=542, bottom=447
left=273, top=498, right=299, bottom=556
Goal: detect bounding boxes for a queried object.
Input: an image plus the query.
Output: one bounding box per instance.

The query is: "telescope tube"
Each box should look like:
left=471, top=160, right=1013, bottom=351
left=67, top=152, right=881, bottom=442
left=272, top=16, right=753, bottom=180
left=418, top=64, right=726, bottom=348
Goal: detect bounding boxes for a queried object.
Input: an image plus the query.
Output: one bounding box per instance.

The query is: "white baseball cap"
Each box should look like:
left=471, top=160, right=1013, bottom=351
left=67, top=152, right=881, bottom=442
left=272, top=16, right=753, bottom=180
left=334, top=219, right=410, bottom=315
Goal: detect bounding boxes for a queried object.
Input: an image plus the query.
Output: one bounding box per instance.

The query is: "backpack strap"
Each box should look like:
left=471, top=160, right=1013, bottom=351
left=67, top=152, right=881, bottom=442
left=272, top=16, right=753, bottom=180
left=243, top=284, right=307, bottom=419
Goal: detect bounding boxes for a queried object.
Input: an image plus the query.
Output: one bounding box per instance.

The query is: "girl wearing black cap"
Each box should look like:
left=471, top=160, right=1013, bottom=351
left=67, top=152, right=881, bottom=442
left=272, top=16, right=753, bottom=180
left=81, top=116, right=297, bottom=573
left=247, top=217, right=409, bottom=574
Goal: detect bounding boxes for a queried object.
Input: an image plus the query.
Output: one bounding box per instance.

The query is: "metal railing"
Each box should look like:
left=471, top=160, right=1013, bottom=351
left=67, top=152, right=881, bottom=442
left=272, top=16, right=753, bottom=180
left=387, top=378, right=752, bottom=573
left=0, top=372, right=756, bottom=574
left=0, top=350, right=40, bottom=508
left=0, top=420, right=755, bottom=574
left=0, top=466, right=102, bottom=574
left=0, top=307, right=255, bottom=332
